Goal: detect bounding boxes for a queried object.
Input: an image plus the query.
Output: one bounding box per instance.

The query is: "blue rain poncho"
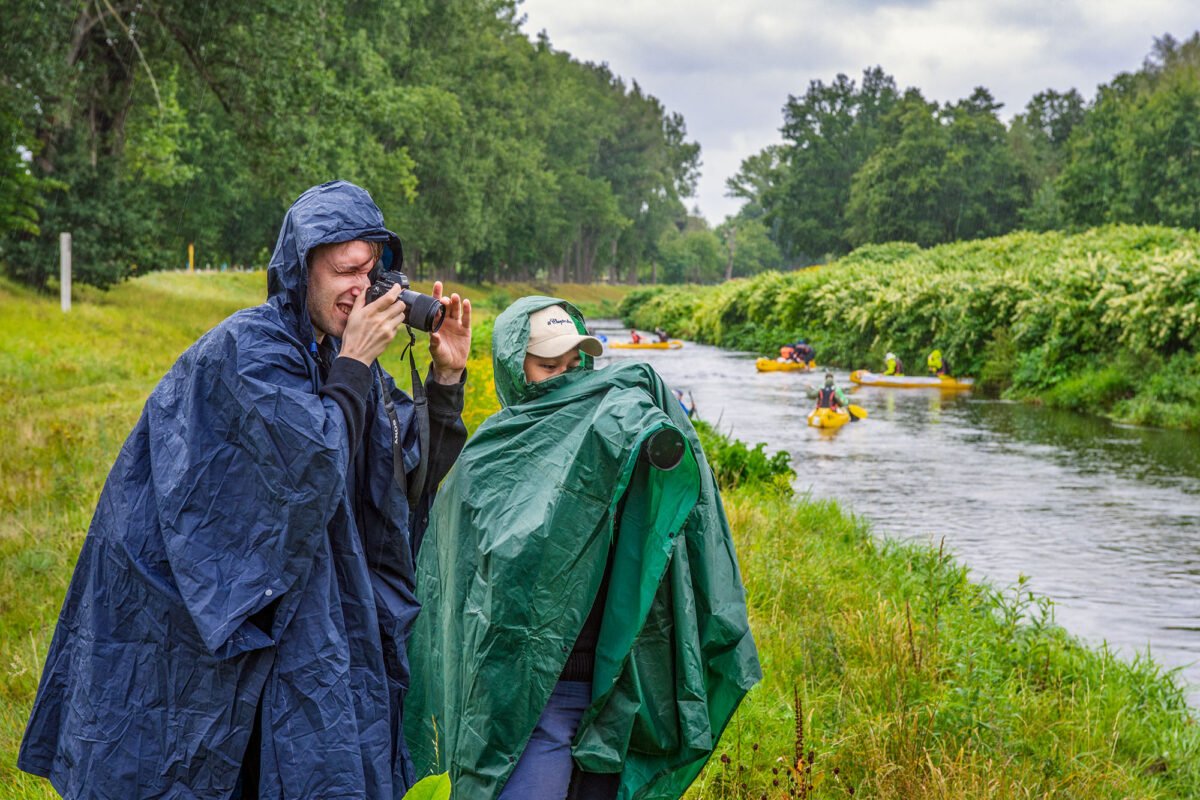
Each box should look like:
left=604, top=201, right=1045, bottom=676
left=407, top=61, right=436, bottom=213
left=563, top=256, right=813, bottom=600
left=406, top=296, right=760, bottom=799
left=19, top=181, right=436, bottom=799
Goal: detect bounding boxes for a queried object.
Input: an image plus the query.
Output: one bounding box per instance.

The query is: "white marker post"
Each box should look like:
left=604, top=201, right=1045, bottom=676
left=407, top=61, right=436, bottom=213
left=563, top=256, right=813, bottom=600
left=60, top=232, right=72, bottom=312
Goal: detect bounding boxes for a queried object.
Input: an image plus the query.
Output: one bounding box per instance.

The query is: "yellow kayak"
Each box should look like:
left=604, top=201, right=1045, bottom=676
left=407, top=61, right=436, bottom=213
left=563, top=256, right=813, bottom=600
left=849, top=370, right=974, bottom=390
left=609, top=340, right=683, bottom=350
left=755, top=358, right=816, bottom=372
left=808, top=407, right=851, bottom=428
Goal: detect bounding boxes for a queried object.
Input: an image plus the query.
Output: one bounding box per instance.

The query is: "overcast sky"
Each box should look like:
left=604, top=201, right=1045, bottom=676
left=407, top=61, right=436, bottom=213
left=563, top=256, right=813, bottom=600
left=517, top=0, right=1197, bottom=224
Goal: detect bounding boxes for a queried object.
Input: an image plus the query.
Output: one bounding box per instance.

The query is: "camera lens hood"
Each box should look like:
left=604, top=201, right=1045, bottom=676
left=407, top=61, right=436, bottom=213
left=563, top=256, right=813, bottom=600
left=641, top=427, right=686, bottom=471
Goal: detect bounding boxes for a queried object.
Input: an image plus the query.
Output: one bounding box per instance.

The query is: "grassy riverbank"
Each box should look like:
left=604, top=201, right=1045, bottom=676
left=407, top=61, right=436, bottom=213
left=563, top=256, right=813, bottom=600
left=701, top=493, right=1200, bottom=798
left=688, top=424, right=1200, bottom=798
left=2, top=272, right=1197, bottom=798
left=620, top=224, right=1200, bottom=429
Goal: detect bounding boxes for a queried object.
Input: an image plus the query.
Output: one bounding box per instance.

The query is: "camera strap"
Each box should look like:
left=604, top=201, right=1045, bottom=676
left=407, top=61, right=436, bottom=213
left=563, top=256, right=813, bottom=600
left=406, top=329, right=431, bottom=512
left=381, top=384, right=408, bottom=504
left=384, top=326, right=430, bottom=512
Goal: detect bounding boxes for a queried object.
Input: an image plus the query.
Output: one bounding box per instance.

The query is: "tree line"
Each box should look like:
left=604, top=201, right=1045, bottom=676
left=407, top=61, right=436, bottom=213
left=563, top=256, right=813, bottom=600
left=0, top=0, right=700, bottom=289
left=727, top=33, right=1200, bottom=266
left=5, top=11, right=1197, bottom=291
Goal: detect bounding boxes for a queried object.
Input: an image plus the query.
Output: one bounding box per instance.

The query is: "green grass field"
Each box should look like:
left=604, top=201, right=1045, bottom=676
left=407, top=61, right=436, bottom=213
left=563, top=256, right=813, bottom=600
left=2, top=272, right=1197, bottom=799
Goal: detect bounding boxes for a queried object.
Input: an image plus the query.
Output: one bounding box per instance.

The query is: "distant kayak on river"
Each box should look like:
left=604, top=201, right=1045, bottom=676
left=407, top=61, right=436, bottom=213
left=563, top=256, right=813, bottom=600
left=808, top=406, right=851, bottom=428
left=756, top=358, right=816, bottom=372
left=609, top=340, right=683, bottom=350
left=850, top=370, right=974, bottom=389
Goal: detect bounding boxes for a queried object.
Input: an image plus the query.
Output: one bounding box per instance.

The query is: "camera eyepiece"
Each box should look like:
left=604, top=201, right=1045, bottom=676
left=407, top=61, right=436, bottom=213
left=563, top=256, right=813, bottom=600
left=364, top=269, right=445, bottom=333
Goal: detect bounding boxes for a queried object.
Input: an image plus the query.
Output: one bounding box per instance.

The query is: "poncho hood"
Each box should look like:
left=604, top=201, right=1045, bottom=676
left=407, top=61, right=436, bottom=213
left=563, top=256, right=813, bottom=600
left=407, top=303, right=761, bottom=799
left=266, top=179, right=404, bottom=342
left=491, top=294, right=596, bottom=407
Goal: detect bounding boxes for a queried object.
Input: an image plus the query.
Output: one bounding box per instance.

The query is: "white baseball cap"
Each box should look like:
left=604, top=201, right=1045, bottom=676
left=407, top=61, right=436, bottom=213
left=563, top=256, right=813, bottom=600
left=526, top=305, right=604, bottom=358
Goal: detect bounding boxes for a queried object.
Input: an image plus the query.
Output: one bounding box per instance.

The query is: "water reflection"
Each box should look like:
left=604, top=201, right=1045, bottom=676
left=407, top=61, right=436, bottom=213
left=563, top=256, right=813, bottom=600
left=593, top=321, right=1200, bottom=701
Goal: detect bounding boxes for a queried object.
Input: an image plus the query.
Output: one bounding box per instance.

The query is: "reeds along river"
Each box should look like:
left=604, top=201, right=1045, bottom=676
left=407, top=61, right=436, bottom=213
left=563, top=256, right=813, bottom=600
left=592, top=321, right=1200, bottom=704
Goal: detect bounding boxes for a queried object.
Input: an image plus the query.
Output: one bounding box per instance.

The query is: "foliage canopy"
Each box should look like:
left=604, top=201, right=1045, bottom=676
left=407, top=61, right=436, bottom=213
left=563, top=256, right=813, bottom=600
left=0, top=1, right=700, bottom=288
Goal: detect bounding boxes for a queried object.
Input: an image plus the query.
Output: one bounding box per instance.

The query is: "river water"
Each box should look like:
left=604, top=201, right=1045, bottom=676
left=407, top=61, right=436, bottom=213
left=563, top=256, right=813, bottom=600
left=593, top=321, right=1200, bottom=701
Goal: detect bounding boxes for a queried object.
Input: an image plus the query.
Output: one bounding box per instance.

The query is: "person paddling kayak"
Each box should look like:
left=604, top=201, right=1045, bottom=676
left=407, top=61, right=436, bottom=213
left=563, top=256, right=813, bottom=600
left=673, top=387, right=697, bottom=418
left=884, top=351, right=904, bottom=375
left=806, top=371, right=848, bottom=412
left=927, top=349, right=951, bottom=376
left=780, top=341, right=814, bottom=364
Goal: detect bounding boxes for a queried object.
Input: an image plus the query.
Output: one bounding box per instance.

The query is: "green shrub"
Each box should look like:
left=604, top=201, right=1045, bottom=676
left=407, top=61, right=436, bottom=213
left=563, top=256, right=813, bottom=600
left=1042, top=364, right=1137, bottom=412
left=623, top=225, right=1200, bottom=426
left=693, top=419, right=794, bottom=492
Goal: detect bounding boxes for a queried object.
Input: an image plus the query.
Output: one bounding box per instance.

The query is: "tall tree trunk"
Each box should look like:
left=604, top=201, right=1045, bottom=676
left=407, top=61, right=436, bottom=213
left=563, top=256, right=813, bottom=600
left=558, top=245, right=569, bottom=283
left=582, top=234, right=600, bottom=284
left=579, top=233, right=591, bottom=284
left=651, top=258, right=658, bottom=284
left=724, top=224, right=738, bottom=282
left=409, top=246, right=421, bottom=280
left=627, top=257, right=638, bottom=285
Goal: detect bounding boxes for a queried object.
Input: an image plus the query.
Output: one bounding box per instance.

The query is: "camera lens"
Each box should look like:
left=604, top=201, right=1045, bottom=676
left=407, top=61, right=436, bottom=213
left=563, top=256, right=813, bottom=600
left=400, top=289, right=446, bottom=333
left=642, top=428, right=686, bottom=471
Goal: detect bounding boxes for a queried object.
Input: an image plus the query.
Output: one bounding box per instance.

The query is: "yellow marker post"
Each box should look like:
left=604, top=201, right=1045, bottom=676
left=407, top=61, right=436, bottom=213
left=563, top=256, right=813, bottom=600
left=188, top=243, right=194, bottom=273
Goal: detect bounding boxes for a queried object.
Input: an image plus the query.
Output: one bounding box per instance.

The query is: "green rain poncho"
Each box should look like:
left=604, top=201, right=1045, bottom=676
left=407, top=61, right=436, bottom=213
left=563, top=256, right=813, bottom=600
left=405, top=296, right=760, bottom=799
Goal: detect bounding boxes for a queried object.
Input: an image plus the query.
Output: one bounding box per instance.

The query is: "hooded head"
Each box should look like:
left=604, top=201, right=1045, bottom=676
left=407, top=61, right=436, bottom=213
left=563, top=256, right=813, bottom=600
left=266, top=180, right=402, bottom=342
left=492, top=296, right=600, bottom=407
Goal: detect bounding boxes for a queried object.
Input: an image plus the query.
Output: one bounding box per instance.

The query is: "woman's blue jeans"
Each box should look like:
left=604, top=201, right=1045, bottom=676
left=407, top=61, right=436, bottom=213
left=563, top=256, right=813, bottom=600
left=498, top=680, right=591, bottom=800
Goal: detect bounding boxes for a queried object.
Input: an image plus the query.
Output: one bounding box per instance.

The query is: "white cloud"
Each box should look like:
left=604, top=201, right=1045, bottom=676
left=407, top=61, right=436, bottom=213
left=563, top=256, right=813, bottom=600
left=519, top=0, right=1197, bottom=222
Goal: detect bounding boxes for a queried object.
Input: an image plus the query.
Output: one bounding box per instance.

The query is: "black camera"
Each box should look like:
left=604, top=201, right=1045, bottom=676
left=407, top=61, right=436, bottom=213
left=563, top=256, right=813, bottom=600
left=364, top=270, right=445, bottom=333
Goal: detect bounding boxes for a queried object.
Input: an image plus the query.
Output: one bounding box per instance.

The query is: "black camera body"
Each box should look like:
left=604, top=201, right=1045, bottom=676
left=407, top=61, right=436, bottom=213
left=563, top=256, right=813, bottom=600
left=364, top=269, right=445, bottom=333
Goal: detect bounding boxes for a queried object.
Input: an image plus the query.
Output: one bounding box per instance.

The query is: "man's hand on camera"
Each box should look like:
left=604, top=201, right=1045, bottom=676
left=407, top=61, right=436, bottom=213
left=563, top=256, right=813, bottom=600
left=428, top=281, right=471, bottom=385
left=339, top=283, right=407, bottom=366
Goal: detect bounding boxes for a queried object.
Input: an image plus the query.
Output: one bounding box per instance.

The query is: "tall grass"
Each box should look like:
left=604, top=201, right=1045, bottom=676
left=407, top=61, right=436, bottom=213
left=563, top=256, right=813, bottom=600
left=620, top=225, right=1200, bottom=428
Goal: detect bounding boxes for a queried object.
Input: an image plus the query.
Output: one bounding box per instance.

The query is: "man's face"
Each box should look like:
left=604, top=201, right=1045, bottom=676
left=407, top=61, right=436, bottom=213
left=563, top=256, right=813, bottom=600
left=307, top=240, right=376, bottom=341
left=523, top=348, right=581, bottom=383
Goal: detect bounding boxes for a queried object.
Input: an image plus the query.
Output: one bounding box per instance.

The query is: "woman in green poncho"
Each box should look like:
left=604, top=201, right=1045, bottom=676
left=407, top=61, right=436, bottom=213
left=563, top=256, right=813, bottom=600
left=406, top=297, right=760, bottom=800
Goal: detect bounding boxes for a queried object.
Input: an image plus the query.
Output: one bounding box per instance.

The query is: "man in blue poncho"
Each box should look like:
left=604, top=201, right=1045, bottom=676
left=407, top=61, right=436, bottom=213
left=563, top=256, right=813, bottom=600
left=18, top=181, right=471, bottom=799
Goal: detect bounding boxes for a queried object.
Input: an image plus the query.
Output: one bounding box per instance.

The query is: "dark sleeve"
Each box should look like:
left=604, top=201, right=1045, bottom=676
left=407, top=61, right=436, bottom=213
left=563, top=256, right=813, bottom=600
left=421, top=367, right=468, bottom=495
left=318, top=356, right=373, bottom=458
left=408, top=368, right=468, bottom=556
